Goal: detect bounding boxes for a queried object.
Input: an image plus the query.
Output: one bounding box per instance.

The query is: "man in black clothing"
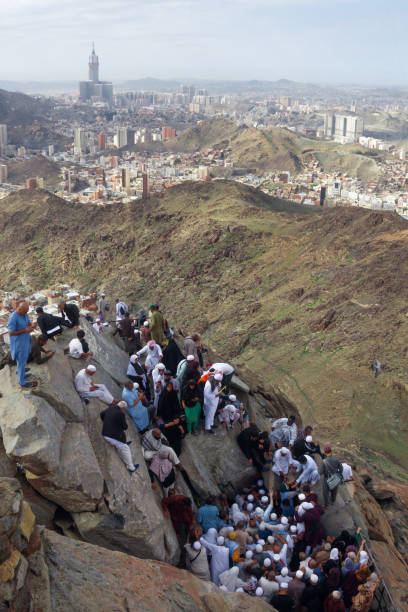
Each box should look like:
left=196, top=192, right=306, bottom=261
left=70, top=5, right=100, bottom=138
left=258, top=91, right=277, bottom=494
left=292, top=435, right=323, bottom=461
left=35, top=307, right=66, bottom=338
left=57, top=299, right=80, bottom=328
left=270, top=583, right=295, bottom=611
left=237, top=427, right=260, bottom=467
left=100, top=401, right=139, bottom=473
left=300, top=574, right=324, bottom=612
left=319, top=445, right=343, bottom=507
left=28, top=335, right=54, bottom=364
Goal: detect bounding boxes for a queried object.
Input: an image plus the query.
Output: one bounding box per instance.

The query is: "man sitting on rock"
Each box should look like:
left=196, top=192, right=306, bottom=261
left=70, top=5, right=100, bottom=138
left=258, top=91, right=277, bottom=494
left=57, top=299, right=80, bottom=329
left=100, top=400, right=139, bottom=473
left=69, top=330, right=94, bottom=359
left=74, top=364, right=115, bottom=405
left=28, top=334, right=55, bottom=365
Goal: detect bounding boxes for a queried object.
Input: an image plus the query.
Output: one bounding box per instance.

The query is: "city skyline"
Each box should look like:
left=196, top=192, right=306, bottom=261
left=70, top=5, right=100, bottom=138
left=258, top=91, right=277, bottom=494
left=0, top=0, right=406, bottom=86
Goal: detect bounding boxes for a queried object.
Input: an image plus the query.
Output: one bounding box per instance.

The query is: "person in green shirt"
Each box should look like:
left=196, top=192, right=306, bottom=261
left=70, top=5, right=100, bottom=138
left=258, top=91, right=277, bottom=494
left=149, top=304, right=165, bottom=345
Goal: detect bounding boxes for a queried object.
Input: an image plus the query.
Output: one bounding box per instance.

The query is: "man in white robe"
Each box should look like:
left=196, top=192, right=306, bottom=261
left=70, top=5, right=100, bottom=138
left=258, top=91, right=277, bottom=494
left=200, top=536, right=230, bottom=586
left=74, top=365, right=114, bottom=404
left=203, top=373, right=222, bottom=433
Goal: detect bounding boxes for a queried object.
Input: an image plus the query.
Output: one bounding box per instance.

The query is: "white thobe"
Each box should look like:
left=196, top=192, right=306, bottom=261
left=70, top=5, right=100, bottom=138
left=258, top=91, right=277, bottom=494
left=115, top=301, right=128, bottom=321
left=203, top=380, right=220, bottom=430
left=200, top=538, right=230, bottom=586
left=296, top=455, right=320, bottom=485
left=74, top=369, right=114, bottom=405
left=137, top=344, right=163, bottom=372
left=152, top=368, right=164, bottom=412
left=272, top=448, right=293, bottom=475
left=69, top=338, right=83, bottom=359
left=271, top=418, right=297, bottom=446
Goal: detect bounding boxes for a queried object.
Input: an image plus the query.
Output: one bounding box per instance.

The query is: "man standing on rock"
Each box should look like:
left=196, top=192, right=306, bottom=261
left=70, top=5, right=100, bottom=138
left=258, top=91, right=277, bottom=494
left=74, top=365, right=114, bottom=404
left=8, top=301, right=38, bottom=388
left=149, top=304, right=165, bottom=346
left=320, top=445, right=343, bottom=508
left=203, top=373, right=223, bottom=434
left=101, top=400, right=139, bottom=473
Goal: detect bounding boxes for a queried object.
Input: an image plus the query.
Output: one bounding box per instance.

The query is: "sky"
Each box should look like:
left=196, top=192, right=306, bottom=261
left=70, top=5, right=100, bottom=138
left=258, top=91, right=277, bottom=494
left=0, top=0, right=406, bottom=85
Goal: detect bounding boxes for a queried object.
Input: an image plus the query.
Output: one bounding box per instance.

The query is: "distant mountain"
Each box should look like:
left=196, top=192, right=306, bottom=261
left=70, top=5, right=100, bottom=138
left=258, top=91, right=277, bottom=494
left=0, top=88, right=53, bottom=125
left=0, top=81, right=77, bottom=94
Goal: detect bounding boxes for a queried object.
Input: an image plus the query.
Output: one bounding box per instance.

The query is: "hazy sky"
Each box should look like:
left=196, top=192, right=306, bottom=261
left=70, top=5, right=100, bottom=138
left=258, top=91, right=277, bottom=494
left=0, top=0, right=405, bottom=85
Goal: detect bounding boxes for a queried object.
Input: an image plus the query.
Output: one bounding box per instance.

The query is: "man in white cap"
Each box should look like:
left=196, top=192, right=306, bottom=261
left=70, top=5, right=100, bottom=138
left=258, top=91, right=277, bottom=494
left=184, top=540, right=211, bottom=581
left=200, top=534, right=230, bottom=585
left=296, top=454, right=320, bottom=486
left=259, top=567, right=280, bottom=601
left=152, top=362, right=166, bottom=414
left=272, top=446, right=295, bottom=491
left=270, top=416, right=297, bottom=448
left=209, top=361, right=234, bottom=392
left=176, top=354, right=195, bottom=393
left=203, top=373, right=223, bottom=434
left=218, top=397, right=240, bottom=430
left=100, top=401, right=139, bottom=473
left=300, top=573, right=323, bottom=611
left=74, top=365, right=114, bottom=404
left=137, top=340, right=163, bottom=372
left=287, top=569, right=306, bottom=610
left=141, top=427, right=180, bottom=464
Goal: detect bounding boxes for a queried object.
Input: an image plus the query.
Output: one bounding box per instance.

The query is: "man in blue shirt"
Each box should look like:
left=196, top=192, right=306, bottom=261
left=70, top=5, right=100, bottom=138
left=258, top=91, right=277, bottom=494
left=122, top=381, right=149, bottom=433
left=8, top=302, right=38, bottom=388
left=197, top=497, right=220, bottom=532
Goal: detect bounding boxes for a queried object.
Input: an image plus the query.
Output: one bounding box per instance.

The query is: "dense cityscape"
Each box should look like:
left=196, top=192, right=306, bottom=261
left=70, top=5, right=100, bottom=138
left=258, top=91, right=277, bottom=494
left=2, top=45, right=408, bottom=216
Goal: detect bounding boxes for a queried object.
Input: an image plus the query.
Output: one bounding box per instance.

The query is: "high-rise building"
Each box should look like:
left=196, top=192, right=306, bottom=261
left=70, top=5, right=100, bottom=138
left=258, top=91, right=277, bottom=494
left=0, top=164, right=7, bottom=182
left=0, top=124, right=7, bottom=152
left=79, top=43, right=113, bottom=106
left=142, top=173, right=149, bottom=199
left=97, top=132, right=106, bottom=150
left=74, top=128, right=87, bottom=154
left=115, top=127, right=127, bottom=148
left=162, top=126, right=176, bottom=140
left=121, top=167, right=130, bottom=189
left=88, top=42, right=99, bottom=82
left=324, top=113, right=363, bottom=144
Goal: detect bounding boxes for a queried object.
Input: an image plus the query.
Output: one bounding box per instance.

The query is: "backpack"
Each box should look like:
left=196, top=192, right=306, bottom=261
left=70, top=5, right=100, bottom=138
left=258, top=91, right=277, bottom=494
left=120, top=305, right=125, bottom=315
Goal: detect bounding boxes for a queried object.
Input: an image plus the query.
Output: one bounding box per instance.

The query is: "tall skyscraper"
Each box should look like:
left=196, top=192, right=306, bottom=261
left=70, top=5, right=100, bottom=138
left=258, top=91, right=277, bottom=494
left=0, top=124, right=7, bottom=152
left=324, top=113, right=363, bottom=144
left=121, top=168, right=130, bottom=189
left=97, top=132, right=106, bottom=150
left=88, top=42, right=99, bottom=82
left=0, top=164, right=8, bottom=183
left=142, top=173, right=149, bottom=199
left=74, top=128, right=87, bottom=154
left=79, top=44, right=113, bottom=106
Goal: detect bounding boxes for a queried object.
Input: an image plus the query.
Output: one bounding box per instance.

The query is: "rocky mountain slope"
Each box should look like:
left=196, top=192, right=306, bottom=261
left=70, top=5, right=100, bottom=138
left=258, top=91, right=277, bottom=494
left=5, top=156, right=62, bottom=188
left=0, top=89, right=52, bottom=126
left=1, top=180, right=408, bottom=546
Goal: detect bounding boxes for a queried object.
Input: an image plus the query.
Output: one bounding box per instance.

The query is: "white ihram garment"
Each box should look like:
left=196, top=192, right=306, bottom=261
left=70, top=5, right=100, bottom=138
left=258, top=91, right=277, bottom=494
left=203, top=380, right=220, bottom=430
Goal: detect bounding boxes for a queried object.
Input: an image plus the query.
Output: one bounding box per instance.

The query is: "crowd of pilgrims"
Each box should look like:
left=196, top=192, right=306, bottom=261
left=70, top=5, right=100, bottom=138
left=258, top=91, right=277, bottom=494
left=7, top=297, right=382, bottom=611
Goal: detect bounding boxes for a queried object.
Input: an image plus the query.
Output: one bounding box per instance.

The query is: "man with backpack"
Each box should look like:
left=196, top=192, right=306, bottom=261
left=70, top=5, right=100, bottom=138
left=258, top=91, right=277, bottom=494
left=115, top=298, right=128, bottom=321
left=319, top=445, right=343, bottom=507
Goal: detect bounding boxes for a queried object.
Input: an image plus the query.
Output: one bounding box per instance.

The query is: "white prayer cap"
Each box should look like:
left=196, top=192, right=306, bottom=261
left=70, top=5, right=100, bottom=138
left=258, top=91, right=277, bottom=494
left=271, top=513, right=277, bottom=521
left=263, top=558, right=272, bottom=567
left=333, top=591, right=341, bottom=600
left=298, top=493, right=306, bottom=501
left=280, top=447, right=288, bottom=455
left=259, top=521, right=266, bottom=531
left=267, top=536, right=275, bottom=544
left=227, top=526, right=234, bottom=532
left=257, top=479, right=264, bottom=486
left=157, top=363, right=166, bottom=370
left=134, top=329, right=141, bottom=335
left=258, top=539, right=265, bottom=546
left=186, top=354, right=195, bottom=361
left=310, top=574, right=319, bottom=584
left=219, top=585, right=228, bottom=593
left=130, top=355, right=138, bottom=362
left=118, top=401, right=127, bottom=408
left=254, top=507, right=263, bottom=517
left=214, top=373, right=223, bottom=381
left=273, top=554, right=280, bottom=562
left=96, top=317, right=101, bottom=322
left=247, top=494, right=254, bottom=502
left=245, top=550, right=253, bottom=560
left=255, top=544, right=263, bottom=553
left=306, top=435, right=313, bottom=443
left=229, top=394, right=237, bottom=402
left=236, top=587, right=244, bottom=592
left=281, top=567, right=289, bottom=577
left=193, top=541, right=201, bottom=551
left=246, top=503, right=254, bottom=511
left=261, top=496, right=269, bottom=504
left=259, top=488, right=266, bottom=494
left=281, top=582, right=289, bottom=590
left=217, top=536, right=225, bottom=545
left=86, top=365, right=96, bottom=372
left=290, top=525, right=297, bottom=533
left=133, top=383, right=139, bottom=390
left=296, top=570, right=303, bottom=579
left=100, top=292, right=105, bottom=296
left=255, top=587, right=263, bottom=597
left=144, top=321, right=149, bottom=326
left=281, top=516, right=289, bottom=525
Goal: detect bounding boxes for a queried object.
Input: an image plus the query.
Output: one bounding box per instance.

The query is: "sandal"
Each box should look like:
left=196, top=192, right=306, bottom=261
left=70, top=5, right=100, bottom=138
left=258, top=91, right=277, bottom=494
left=21, top=381, right=38, bottom=388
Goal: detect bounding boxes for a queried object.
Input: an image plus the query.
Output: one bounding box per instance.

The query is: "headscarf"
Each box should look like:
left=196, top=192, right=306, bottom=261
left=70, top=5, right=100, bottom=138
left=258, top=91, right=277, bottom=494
left=203, top=528, right=217, bottom=545
left=157, top=383, right=181, bottom=422
left=186, top=359, right=200, bottom=381
left=162, top=337, right=184, bottom=375
left=358, top=550, right=369, bottom=567
left=149, top=448, right=173, bottom=483
left=219, top=566, right=245, bottom=593
left=330, top=548, right=339, bottom=561
left=342, top=557, right=356, bottom=576
left=366, top=572, right=379, bottom=586
left=356, top=566, right=371, bottom=582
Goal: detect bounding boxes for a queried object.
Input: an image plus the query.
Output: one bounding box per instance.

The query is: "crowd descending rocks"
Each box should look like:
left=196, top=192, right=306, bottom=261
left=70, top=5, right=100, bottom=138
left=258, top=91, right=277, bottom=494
left=7, top=296, right=382, bottom=611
